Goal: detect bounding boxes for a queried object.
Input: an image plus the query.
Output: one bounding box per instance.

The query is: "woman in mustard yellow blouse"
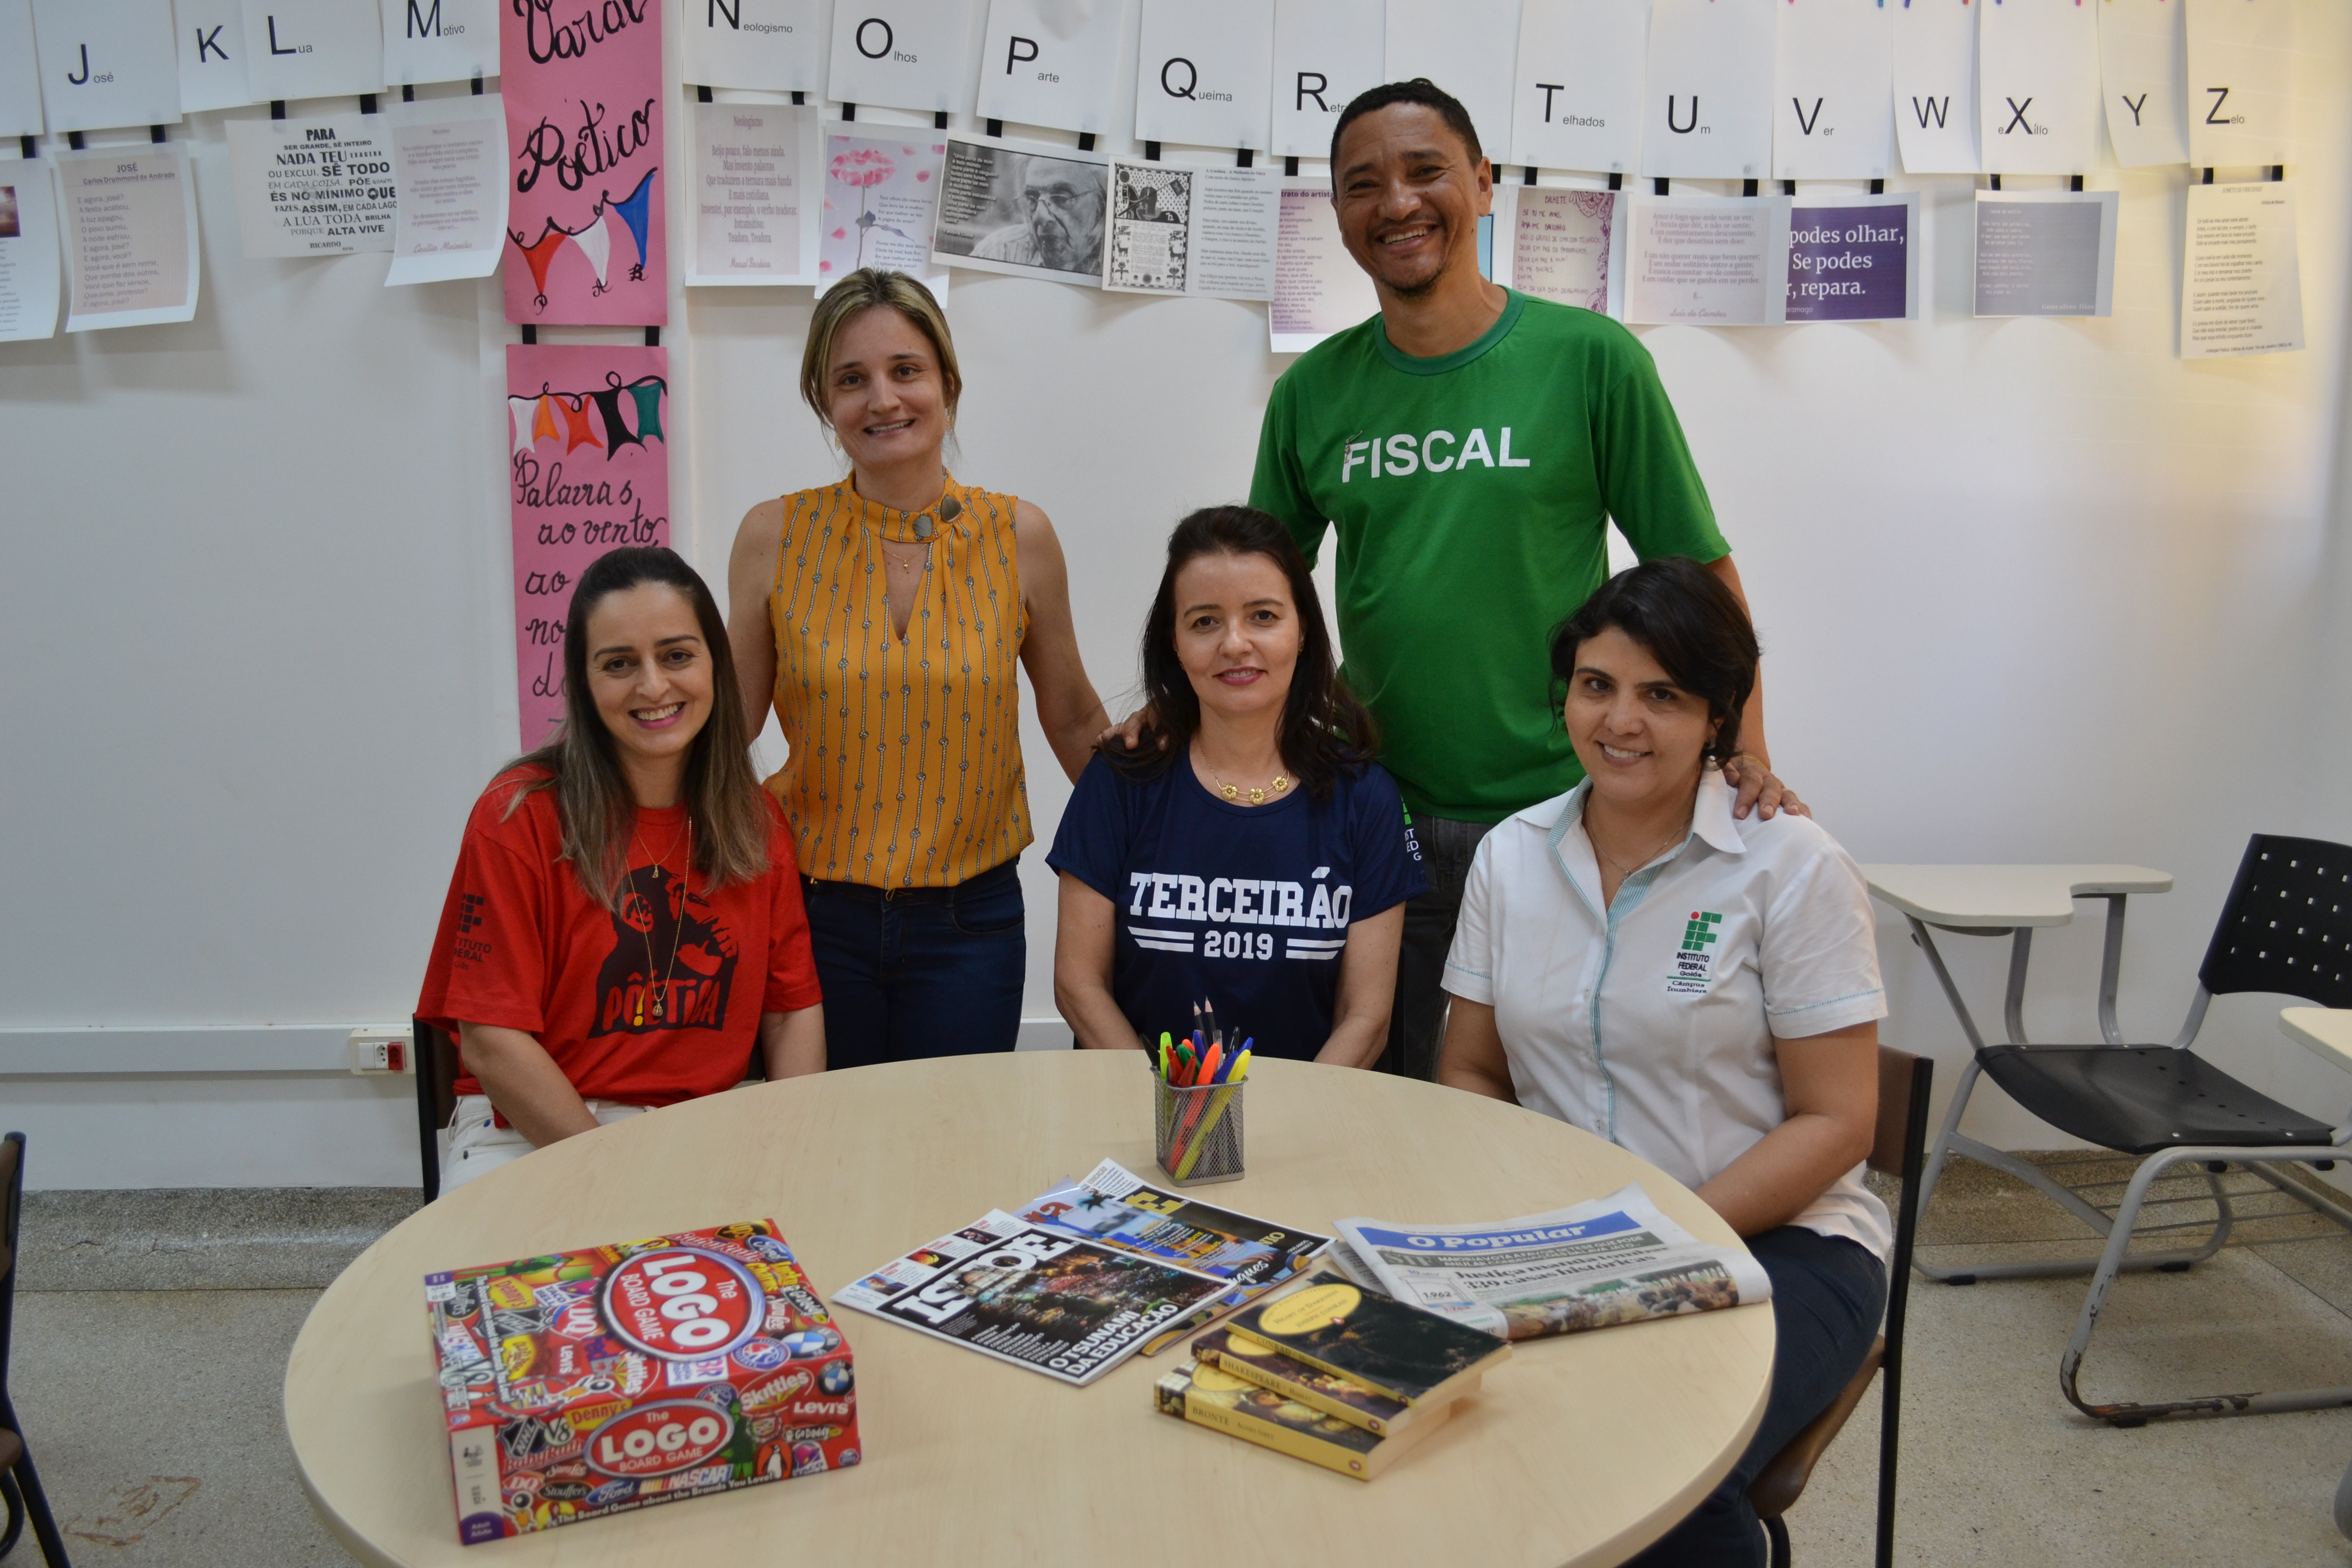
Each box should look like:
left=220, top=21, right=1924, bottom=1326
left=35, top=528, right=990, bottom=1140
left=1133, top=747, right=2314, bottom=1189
left=726, top=268, right=1108, bottom=1067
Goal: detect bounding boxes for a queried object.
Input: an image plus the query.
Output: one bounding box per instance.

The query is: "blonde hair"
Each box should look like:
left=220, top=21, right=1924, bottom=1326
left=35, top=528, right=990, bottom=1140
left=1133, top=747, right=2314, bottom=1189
left=801, top=270, right=963, bottom=432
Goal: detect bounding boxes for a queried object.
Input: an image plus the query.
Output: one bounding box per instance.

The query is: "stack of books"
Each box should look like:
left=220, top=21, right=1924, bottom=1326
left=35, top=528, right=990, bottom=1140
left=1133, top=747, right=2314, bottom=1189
left=1153, top=1271, right=1510, bottom=1480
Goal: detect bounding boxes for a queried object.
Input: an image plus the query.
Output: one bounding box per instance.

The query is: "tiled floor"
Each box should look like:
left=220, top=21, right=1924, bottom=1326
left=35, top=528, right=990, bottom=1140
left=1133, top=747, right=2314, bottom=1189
left=13, top=1161, right=2352, bottom=1566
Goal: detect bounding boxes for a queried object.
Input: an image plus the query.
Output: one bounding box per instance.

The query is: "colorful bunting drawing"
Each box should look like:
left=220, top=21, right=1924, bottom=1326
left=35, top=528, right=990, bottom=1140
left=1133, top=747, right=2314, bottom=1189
left=507, top=376, right=669, bottom=462
left=572, top=212, right=613, bottom=295
left=605, top=168, right=657, bottom=282
left=627, top=379, right=665, bottom=444
left=560, top=395, right=602, bottom=452
left=509, top=206, right=606, bottom=311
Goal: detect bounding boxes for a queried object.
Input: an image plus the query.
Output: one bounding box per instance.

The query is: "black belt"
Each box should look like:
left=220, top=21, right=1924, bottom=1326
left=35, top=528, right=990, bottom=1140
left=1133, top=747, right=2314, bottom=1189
left=804, top=859, right=1018, bottom=904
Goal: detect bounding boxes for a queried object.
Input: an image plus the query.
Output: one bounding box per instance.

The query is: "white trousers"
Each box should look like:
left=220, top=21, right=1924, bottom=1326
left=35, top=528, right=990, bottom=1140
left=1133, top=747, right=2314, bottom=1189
left=439, top=1094, right=650, bottom=1194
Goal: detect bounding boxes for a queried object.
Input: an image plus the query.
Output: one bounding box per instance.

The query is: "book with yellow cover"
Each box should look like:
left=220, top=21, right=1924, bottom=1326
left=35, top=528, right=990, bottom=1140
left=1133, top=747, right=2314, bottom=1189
left=1225, top=1273, right=1510, bottom=1406
left=1192, top=1326, right=1462, bottom=1437
left=1153, top=1359, right=1453, bottom=1481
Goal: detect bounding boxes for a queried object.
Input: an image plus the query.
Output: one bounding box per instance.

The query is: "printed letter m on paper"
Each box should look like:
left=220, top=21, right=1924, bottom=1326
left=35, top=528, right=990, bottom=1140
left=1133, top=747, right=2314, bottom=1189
left=407, top=0, right=442, bottom=35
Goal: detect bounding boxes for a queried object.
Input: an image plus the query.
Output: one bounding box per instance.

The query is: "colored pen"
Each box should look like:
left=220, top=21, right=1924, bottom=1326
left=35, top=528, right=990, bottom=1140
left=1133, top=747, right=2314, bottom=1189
left=1158, top=1033, right=1172, bottom=1082
left=1233, top=1044, right=1252, bottom=1083
left=1199, top=1042, right=1222, bottom=1085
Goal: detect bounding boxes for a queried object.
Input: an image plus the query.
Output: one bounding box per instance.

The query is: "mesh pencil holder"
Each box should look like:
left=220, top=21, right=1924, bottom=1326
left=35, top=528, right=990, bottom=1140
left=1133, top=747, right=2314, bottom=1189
left=1154, top=1075, right=1246, bottom=1187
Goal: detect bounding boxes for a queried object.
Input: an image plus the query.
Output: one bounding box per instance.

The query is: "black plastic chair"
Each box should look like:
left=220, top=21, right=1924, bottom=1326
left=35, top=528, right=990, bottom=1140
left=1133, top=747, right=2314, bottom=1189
left=1748, top=1048, right=1934, bottom=1568
left=1905, top=834, right=2352, bottom=1425
left=412, top=1018, right=461, bottom=1203
left=1, top=1134, right=72, bottom=1565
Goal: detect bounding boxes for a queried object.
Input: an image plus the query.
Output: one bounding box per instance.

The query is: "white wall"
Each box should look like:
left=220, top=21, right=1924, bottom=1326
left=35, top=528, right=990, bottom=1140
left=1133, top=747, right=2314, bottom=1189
left=3, top=5, right=2347, bottom=1187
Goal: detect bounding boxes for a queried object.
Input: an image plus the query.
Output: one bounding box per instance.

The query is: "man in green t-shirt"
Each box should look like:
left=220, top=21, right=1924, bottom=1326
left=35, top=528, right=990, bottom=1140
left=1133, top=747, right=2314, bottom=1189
left=1250, top=79, right=1803, bottom=1083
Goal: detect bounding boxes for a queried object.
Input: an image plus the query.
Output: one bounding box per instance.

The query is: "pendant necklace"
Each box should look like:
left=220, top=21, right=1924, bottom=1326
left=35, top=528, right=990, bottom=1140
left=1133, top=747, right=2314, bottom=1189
left=627, top=817, right=693, bottom=1026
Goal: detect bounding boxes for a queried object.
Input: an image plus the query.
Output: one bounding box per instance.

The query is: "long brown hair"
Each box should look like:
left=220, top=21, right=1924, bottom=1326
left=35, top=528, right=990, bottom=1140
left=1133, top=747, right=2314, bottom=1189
left=1102, top=506, right=1378, bottom=801
left=500, top=547, right=771, bottom=906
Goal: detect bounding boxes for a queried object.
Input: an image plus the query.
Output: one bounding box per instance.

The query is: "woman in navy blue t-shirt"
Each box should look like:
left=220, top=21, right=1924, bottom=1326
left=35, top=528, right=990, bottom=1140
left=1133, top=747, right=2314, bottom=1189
left=1049, top=507, right=1424, bottom=1063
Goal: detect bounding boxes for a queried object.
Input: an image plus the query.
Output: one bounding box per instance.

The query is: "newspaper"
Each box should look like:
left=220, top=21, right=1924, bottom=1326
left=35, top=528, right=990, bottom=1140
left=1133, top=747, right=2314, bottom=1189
left=1336, top=1183, right=1773, bottom=1341
left=832, top=1209, right=1230, bottom=1385
left=1102, top=160, right=1279, bottom=300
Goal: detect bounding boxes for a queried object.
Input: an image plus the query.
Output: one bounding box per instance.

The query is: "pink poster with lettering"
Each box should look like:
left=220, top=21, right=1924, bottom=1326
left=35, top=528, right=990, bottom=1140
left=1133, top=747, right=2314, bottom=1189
left=505, top=344, right=671, bottom=749
left=503, top=0, right=667, bottom=324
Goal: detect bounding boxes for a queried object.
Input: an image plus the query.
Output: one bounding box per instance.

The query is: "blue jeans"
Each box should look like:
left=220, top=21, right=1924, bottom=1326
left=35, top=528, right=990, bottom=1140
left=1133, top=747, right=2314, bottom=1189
left=801, top=859, right=1027, bottom=1070
left=1626, top=1226, right=1889, bottom=1568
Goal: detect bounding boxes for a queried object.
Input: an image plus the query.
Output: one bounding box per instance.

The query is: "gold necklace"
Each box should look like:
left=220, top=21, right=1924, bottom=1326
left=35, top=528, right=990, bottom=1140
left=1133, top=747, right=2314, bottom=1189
left=1204, top=758, right=1293, bottom=806
left=1587, top=817, right=1686, bottom=879
left=627, top=817, right=693, bottom=1025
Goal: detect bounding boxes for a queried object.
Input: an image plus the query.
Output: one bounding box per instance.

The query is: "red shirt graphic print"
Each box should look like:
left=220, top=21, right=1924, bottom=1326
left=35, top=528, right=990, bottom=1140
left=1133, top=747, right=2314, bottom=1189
left=419, top=769, right=822, bottom=1108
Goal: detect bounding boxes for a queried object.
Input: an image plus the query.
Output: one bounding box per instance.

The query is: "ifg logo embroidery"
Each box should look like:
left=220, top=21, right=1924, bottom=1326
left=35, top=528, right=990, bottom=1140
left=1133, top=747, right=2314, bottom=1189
left=1668, top=911, right=1723, bottom=995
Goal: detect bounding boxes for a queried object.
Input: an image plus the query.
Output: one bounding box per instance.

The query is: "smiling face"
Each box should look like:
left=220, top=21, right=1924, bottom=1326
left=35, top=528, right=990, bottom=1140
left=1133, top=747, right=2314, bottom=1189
left=1563, top=627, right=1721, bottom=814
left=823, top=306, right=951, bottom=477
left=1173, top=551, right=1301, bottom=730
left=1332, top=104, right=1492, bottom=302
left=584, top=582, right=715, bottom=803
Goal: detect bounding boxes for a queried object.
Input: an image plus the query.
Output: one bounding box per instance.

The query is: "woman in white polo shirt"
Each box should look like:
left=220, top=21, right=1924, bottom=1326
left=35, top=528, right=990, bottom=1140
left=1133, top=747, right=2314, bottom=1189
left=1438, top=556, right=1886, bottom=1568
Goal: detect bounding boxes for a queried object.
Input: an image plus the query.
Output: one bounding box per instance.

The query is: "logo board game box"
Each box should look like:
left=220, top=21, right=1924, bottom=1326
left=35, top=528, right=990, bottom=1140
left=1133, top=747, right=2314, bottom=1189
left=426, top=1219, right=859, bottom=1544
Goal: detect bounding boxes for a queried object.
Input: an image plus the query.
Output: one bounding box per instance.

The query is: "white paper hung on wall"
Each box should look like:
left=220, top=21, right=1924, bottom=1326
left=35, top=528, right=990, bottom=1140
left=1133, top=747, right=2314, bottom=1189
left=688, top=99, right=821, bottom=285
left=226, top=111, right=397, bottom=256
left=1383, top=0, right=1518, bottom=167
left=0, top=0, right=48, bottom=137
left=681, top=0, right=830, bottom=95
left=1133, top=0, right=1274, bottom=152
left=1623, top=192, right=1791, bottom=326
left=1890, top=0, right=1977, bottom=175
left=1972, top=187, right=2116, bottom=319
left=33, top=0, right=183, bottom=134
left=385, top=92, right=508, bottom=284
left=1771, top=0, right=1892, bottom=182
left=1102, top=157, right=1278, bottom=299
left=1641, top=0, right=1775, bottom=182
left=1976, top=0, right=2099, bottom=177
left=380, top=0, right=496, bottom=87
left=1269, top=175, right=1376, bottom=351
left=175, top=4, right=260, bottom=114
left=973, top=0, right=1129, bottom=137
left=2185, top=0, right=2294, bottom=170
left=2097, top=0, right=2189, bottom=169
left=1785, top=190, right=1918, bottom=323
left=238, top=0, right=385, bottom=102
left=1269, top=0, right=1382, bottom=161
left=828, top=0, right=984, bottom=116
left=55, top=141, right=201, bottom=330
left=932, top=131, right=1107, bottom=284
left=0, top=164, right=63, bottom=340
left=1510, top=185, right=1623, bottom=317
left=2179, top=179, right=2300, bottom=359
left=818, top=123, right=948, bottom=292
left=1509, top=0, right=1643, bottom=176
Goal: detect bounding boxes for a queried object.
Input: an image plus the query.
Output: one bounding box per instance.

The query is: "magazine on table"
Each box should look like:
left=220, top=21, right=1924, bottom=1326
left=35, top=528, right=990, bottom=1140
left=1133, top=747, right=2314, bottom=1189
left=832, top=1210, right=1230, bottom=1386
left=1015, top=1160, right=1332, bottom=1355
left=1335, top=1183, right=1773, bottom=1341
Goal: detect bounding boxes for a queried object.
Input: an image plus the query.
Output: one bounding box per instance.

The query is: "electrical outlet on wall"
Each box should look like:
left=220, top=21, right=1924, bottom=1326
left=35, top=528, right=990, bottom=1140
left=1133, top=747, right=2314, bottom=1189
left=349, top=1028, right=415, bottom=1074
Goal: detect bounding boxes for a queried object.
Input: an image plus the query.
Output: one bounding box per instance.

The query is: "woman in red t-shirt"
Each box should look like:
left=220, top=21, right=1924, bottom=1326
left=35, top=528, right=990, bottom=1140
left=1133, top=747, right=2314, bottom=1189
left=419, top=547, right=824, bottom=1192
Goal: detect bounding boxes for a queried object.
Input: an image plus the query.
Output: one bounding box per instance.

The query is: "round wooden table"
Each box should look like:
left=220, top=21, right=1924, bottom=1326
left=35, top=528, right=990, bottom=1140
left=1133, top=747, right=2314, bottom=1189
left=287, top=1052, right=1775, bottom=1567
